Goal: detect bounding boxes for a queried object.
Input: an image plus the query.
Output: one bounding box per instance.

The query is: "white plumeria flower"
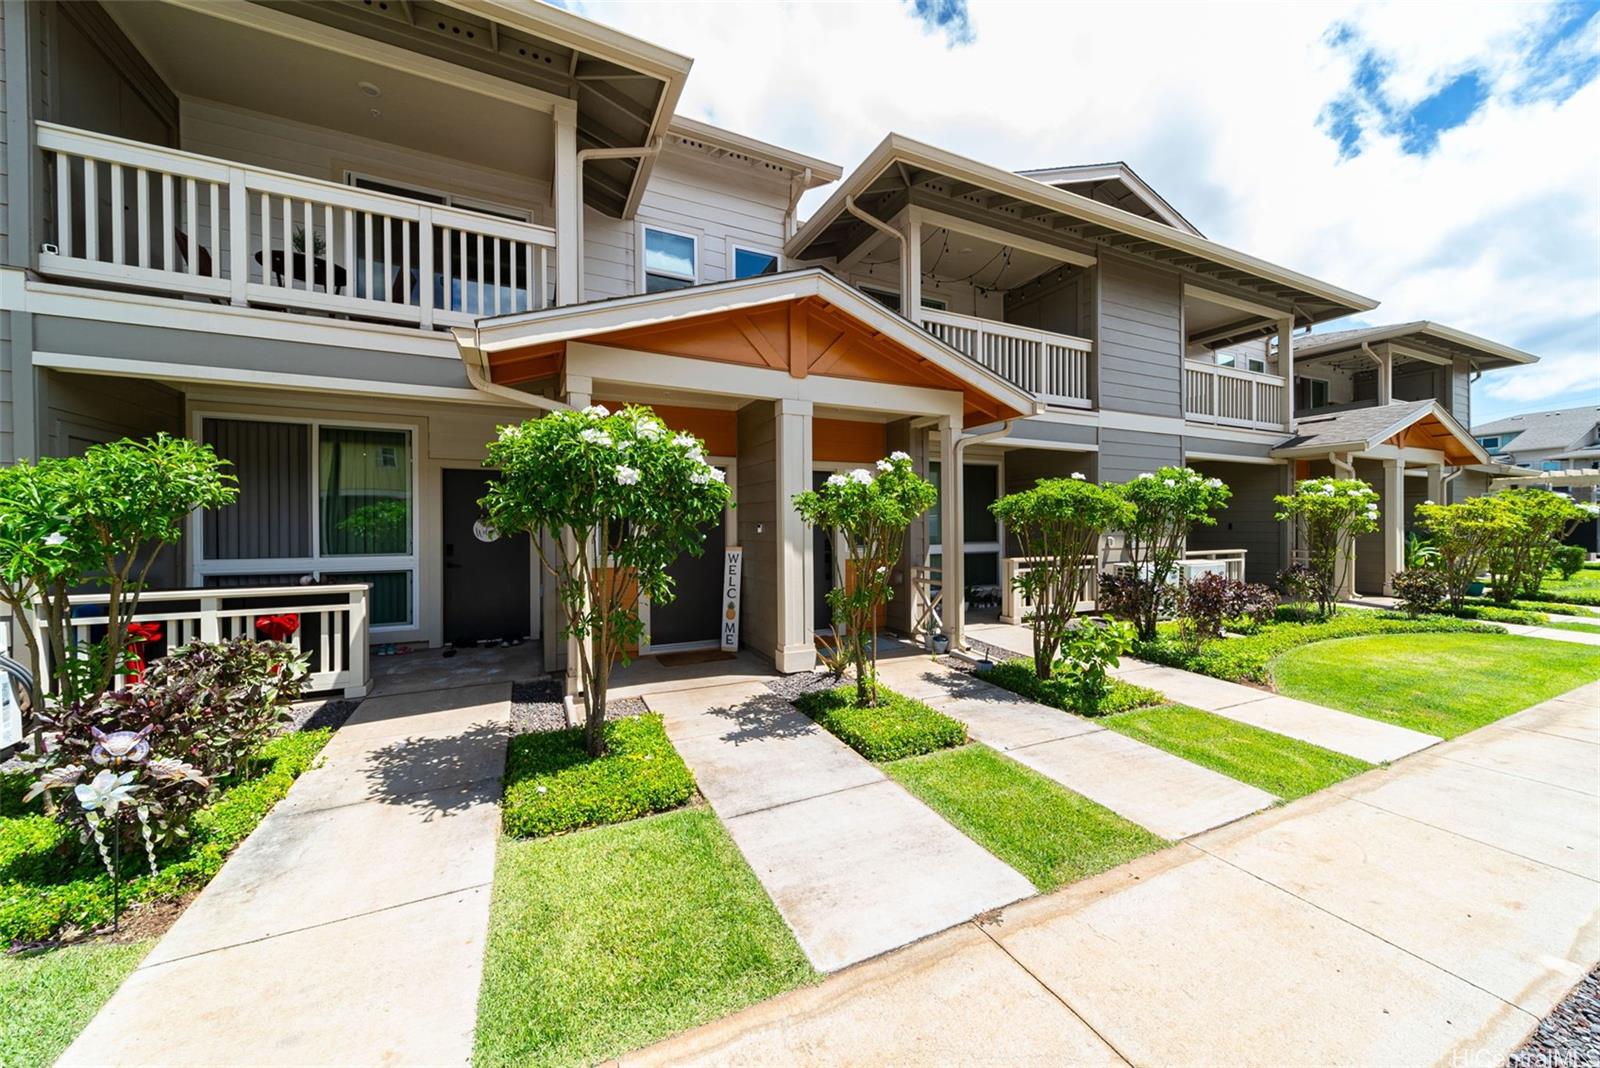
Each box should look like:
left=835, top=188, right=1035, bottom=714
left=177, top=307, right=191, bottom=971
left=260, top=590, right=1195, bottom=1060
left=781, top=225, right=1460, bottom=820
left=889, top=450, right=911, bottom=462
left=1136, top=473, right=1154, bottom=480
left=635, top=421, right=663, bottom=441
left=578, top=428, right=612, bottom=447
left=1422, top=499, right=1436, bottom=506
left=876, top=458, right=894, bottom=472
left=849, top=469, right=874, bottom=485
left=615, top=465, right=640, bottom=486
left=582, top=404, right=610, bottom=417
left=44, top=532, right=68, bottom=547
left=1071, top=472, right=1087, bottom=481
left=826, top=473, right=848, bottom=488
left=1163, top=478, right=1177, bottom=487
left=74, top=770, right=140, bottom=817
left=1205, top=477, right=1223, bottom=488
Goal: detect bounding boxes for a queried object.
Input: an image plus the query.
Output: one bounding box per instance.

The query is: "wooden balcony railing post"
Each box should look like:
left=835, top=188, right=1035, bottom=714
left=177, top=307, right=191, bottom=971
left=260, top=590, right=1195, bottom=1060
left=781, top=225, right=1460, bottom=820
left=227, top=166, right=249, bottom=306
left=417, top=206, right=436, bottom=330
left=346, top=587, right=370, bottom=698
left=199, top=596, right=221, bottom=643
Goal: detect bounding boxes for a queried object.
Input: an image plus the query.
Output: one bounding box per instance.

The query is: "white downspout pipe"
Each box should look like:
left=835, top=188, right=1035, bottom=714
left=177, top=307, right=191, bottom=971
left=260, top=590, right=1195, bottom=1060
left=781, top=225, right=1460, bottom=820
left=951, top=419, right=1018, bottom=651
left=575, top=140, right=663, bottom=300
left=783, top=167, right=813, bottom=239
left=844, top=194, right=906, bottom=271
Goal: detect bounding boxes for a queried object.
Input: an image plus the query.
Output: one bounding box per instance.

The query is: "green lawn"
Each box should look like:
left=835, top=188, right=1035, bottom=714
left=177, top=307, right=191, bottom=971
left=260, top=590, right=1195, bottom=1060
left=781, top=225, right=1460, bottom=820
left=1548, top=620, right=1600, bottom=635
left=794, top=684, right=966, bottom=761
left=1543, top=567, right=1600, bottom=599
left=1271, top=632, right=1600, bottom=738
left=474, top=808, right=814, bottom=1067
left=0, top=939, right=149, bottom=1068
left=1103, top=705, right=1374, bottom=800
left=885, top=744, right=1168, bottom=891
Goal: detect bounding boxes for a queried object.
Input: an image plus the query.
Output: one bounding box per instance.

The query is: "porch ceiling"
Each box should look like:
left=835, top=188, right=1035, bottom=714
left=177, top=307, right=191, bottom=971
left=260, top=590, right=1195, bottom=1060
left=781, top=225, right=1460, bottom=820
left=470, top=270, right=1042, bottom=426
left=789, top=134, right=1377, bottom=328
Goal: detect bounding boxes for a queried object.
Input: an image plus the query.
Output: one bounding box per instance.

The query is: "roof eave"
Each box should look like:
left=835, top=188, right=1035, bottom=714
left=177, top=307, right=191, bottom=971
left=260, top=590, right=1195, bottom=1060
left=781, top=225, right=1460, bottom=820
left=668, top=116, right=843, bottom=184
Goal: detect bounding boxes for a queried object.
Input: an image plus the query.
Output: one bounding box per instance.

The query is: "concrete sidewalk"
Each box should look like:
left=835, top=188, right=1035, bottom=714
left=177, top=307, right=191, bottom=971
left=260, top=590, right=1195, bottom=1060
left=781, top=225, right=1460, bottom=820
left=628, top=683, right=1600, bottom=1066
left=874, top=655, right=1275, bottom=839
left=62, top=682, right=511, bottom=1068
left=965, top=620, right=1441, bottom=763
left=645, top=680, right=1034, bottom=972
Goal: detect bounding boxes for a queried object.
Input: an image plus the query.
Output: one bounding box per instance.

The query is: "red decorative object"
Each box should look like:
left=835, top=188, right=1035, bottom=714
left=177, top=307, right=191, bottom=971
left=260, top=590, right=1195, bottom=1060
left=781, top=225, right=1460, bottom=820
left=125, top=621, right=164, bottom=684
left=254, top=614, right=300, bottom=642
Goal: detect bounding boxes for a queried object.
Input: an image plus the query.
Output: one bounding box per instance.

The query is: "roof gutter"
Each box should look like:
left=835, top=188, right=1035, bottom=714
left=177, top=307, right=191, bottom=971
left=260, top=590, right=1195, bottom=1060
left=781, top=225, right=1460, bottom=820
left=577, top=140, right=664, bottom=297
left=451, top=327, right=571, bottom=413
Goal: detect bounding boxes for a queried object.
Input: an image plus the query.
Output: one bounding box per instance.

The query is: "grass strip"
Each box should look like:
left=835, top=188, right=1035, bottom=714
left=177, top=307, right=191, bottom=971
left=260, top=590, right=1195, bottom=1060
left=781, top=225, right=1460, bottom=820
left=1270, top=632, right=1600, bottom=738
left=1104, top=704, right=1374, bottom=800
left=886, top=744, right=1167, bottom=890
left=794, top=684, right=966, bottom=761
left=978, top=660, right=1162, bottom=716
left=0, top=938, right=150, bottom=1068
left=474, top=808, right=814, bottom=1067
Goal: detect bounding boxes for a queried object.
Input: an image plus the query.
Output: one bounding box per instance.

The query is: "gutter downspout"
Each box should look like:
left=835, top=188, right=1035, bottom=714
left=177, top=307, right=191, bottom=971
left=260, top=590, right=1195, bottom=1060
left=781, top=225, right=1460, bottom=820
left=1359, top=342, right=1390, bottom=406
left=951, top=418, right=1018, bottom=651
left=575, top=139, right=664, bottom=300
left=783, top=167, right=813, bottom=239
left=451, top=327, right=572, bottom=412
left=844, top=194, right=905, bottom=271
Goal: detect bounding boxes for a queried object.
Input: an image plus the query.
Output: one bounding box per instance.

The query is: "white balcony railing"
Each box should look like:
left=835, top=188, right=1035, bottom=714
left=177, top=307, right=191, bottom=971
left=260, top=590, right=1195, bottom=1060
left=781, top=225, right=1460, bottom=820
left=31, top=584, right=371, bottom=698
left=1184, top=361, right=1287, bottom=430
left=920, top=308, right=1093, bottom=409
left=38, top=123, right=555, bottom=328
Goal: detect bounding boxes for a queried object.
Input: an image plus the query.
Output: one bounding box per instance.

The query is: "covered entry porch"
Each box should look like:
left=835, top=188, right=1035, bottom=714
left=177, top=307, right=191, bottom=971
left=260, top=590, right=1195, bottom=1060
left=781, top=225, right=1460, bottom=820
left=464, top=268, right=1039, bottom=686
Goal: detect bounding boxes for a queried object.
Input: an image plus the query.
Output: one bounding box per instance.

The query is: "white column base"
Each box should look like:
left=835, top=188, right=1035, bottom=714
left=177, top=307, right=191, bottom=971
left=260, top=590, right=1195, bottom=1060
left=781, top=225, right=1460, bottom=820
left=773, top=641, right=818, bottom=674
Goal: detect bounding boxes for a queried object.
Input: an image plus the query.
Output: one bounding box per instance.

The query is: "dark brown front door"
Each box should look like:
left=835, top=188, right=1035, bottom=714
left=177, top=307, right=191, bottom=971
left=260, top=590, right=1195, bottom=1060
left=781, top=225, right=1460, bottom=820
left=443, top=469, right=530, bottom=644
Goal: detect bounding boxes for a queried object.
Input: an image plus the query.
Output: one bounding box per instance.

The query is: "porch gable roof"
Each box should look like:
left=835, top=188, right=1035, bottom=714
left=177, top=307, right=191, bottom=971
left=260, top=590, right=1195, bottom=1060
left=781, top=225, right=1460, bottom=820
left=1271, top=399, right=1489, bottom=466
left=466, top=268, right=1043, bottom=426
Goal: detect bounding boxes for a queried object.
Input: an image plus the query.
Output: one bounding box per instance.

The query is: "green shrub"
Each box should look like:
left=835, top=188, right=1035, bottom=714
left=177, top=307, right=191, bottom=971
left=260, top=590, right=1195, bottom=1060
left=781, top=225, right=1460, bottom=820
left=1520, top=588, right=1600, bottom=608
left=1132, top=611, right=1497, bottom=685
left=1390, top=567, right=1448, bottom=617
left=1440, top=603, right=1547, bottom=626
left=1552, top=545, right=1587, bottom=580
left=981, top=659, right=1162, bottom=717
left=502, top=714, right=694, bottom=838
left=794, top=685, right=966, bottom=761
left=0, top=729, right=329, bottom=944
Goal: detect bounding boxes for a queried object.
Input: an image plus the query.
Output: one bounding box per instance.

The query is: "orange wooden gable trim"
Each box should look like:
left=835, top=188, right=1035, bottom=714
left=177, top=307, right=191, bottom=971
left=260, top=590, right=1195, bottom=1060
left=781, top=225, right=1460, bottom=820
left=489, top=296, right=1020, bottom=427
left=1386, top=414, right=1478, bottom=465
left=813, top=418, right=888, bottom=463
left=595, top=400, right=738, bottom=457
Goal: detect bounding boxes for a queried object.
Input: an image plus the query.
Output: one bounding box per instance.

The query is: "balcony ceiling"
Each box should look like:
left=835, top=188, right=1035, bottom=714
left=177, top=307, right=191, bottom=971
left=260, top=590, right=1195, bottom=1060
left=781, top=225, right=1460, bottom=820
left=108, top=1, right=690, bottom=217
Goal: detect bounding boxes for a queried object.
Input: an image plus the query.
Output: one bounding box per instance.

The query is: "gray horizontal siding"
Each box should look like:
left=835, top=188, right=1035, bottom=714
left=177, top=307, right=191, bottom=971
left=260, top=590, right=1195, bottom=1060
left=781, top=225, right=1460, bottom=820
left=32, top=317, right=471, bottom=391
left=1004, top=418, right=1098, bottom=447
left=1098, top=428, right=1182, bottom=484
left=1096, top=257, right=1182, bottom=419
left=1183, top=432, right=1281, bottom=461
left=1188, top=460, right=1286, bottom=584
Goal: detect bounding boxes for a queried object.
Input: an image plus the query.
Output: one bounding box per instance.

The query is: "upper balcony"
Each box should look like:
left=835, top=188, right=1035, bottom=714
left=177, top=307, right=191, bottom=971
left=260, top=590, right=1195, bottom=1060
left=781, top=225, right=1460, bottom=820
left=1182, top=360, right=1288, bottom=431
left=920, top=308, right=1092, bottom=409
left=39, top=122, right=557, bottom=328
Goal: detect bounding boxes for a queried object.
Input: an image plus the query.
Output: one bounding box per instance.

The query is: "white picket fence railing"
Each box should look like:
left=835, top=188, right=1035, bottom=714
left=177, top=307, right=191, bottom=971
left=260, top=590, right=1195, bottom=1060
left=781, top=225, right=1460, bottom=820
left=1183, top=361, right=1287, bottom=430
left=32, top=584, right=371, bottom=698
left=920, top=308, right=1093, bottom=409
left=38, top=122, right=556, bottom=329
left=999, top=555, right=1099, bottom=625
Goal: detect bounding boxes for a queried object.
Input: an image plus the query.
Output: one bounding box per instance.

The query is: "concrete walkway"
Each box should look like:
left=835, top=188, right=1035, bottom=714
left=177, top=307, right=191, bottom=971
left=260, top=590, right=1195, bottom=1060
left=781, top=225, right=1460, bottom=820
left=645, top=680, right=1034, bottom=972
left=63, top=682, right=511, bottom=1067
left=963, top=622, right=1441, bottom=763
left=627, top=682, right=1600, bottom=1066
left=874, top=655, right=1276, bottom=839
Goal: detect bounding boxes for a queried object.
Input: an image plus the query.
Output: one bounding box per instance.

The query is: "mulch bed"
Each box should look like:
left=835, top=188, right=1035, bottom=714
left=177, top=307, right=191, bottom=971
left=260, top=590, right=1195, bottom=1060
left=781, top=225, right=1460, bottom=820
left=1507, top=965, right=1600, bottom=1067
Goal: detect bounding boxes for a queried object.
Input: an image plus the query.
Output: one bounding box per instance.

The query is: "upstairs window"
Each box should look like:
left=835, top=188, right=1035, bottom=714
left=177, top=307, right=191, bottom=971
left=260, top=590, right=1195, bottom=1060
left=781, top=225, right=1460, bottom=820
left=1294, top=376, right=1330, bottom=410
left=642, top=226, right=697, bottom=293
left=731, top=245, right=780, bottom=278
left=1478, top=435, right=1501, bottom=450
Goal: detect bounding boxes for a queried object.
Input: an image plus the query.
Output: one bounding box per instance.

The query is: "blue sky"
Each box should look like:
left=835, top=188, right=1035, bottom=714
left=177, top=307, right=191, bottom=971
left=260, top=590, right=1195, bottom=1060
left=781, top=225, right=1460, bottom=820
left=570, top=0, right=1600, bottom=424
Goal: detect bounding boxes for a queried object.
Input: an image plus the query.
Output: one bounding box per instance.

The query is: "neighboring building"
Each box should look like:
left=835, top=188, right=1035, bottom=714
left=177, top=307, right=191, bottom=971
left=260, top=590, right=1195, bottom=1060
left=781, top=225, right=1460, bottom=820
left=0, top=0, right=1543, bottom=688
left=1471, top=406, right=1600, bottom=473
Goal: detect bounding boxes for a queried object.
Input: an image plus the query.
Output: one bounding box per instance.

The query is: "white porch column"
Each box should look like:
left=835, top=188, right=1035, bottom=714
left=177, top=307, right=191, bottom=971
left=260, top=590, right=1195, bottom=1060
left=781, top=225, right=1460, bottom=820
left=1381, top=458, right=1405, bottom=595
left=901, top=207, right=923, bottom=326
left=1426, top=463, right=1446, bottom=505
left=774, top=398, right=816, bottom=672
left=1278, top=318, right=1295, bottom=430
left=553, top=103, right=580, bottom=307
left=938, top=415, right=961, bottom=647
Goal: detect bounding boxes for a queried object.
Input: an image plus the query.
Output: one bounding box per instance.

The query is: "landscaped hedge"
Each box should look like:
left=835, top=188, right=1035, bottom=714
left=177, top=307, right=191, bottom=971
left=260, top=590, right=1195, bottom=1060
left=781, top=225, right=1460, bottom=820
left=1132, top=612, right=1499, bottom=685
left=501, top=714, right=694, bottom=838
left=1518, top=589, right=1600, bottom=608
left=794, top=685, right=966, bottom=762
left=979, top=660, right=1162, bottom=717
left=1437, top=603, right=1549, bottom=626
left=0, top=728, right=330, bottom=944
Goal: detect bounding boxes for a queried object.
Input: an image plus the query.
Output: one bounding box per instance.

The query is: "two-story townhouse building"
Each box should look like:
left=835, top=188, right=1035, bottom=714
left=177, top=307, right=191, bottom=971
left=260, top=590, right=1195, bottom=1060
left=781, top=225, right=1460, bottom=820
left=0, top=0, right=1540, bottom=693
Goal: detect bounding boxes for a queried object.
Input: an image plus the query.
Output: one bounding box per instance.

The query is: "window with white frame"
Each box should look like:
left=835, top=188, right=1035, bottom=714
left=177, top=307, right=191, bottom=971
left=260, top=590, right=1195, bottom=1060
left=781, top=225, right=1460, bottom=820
left=196, top=417, right=419, bottom=629
left=642, top=225, right=698, bottom=293
left=858, top=285, right=947, bottom=314
left=730, top=243, right=779, bottom=279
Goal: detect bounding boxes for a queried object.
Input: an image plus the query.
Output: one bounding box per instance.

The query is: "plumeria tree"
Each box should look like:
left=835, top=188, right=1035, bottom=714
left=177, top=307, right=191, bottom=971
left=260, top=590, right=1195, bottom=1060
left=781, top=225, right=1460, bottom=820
left=1414, top=496, right=1513, bottom=609
left=990, top=474, right=1132, bottom=678
left=1484, top=488, right=1592, bottom=602
left=793, top=453, right=936, bottom=707
left=482, top=405, right=731, bottom=757
left=1274, top=477, right=1380, bottom=619
left=1112, top=467, right=1233, bottom=640
left=0, top=435, right=237, bottom=707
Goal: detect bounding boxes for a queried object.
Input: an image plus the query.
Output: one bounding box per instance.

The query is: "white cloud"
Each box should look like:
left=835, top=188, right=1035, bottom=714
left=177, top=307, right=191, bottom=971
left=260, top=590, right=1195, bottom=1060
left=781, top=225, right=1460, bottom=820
left=571, top=0, right=1599, bottom=422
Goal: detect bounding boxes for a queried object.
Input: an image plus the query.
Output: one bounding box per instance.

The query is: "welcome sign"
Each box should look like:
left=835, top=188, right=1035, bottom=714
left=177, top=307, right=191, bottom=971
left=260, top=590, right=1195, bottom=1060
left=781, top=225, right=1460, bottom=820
left=720, top=547, right=743, bottom=652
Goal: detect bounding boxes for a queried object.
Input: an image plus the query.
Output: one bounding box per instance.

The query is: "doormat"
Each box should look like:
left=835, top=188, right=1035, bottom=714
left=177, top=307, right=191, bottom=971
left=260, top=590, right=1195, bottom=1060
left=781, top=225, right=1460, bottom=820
left=655, top=649, right=738, bottom=667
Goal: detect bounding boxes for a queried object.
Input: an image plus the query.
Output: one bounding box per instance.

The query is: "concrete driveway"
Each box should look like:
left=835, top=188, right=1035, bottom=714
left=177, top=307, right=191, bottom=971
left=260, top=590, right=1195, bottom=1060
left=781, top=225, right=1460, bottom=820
left=627, top=681, right=1600, bottom=1066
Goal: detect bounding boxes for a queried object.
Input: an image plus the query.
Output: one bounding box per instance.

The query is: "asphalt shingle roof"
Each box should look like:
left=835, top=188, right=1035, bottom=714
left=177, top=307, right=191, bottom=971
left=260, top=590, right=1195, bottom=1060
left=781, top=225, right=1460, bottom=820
left=1276, top=399, right=1435, bottom=451
left=1471, top=406, right=1600, bottom=455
